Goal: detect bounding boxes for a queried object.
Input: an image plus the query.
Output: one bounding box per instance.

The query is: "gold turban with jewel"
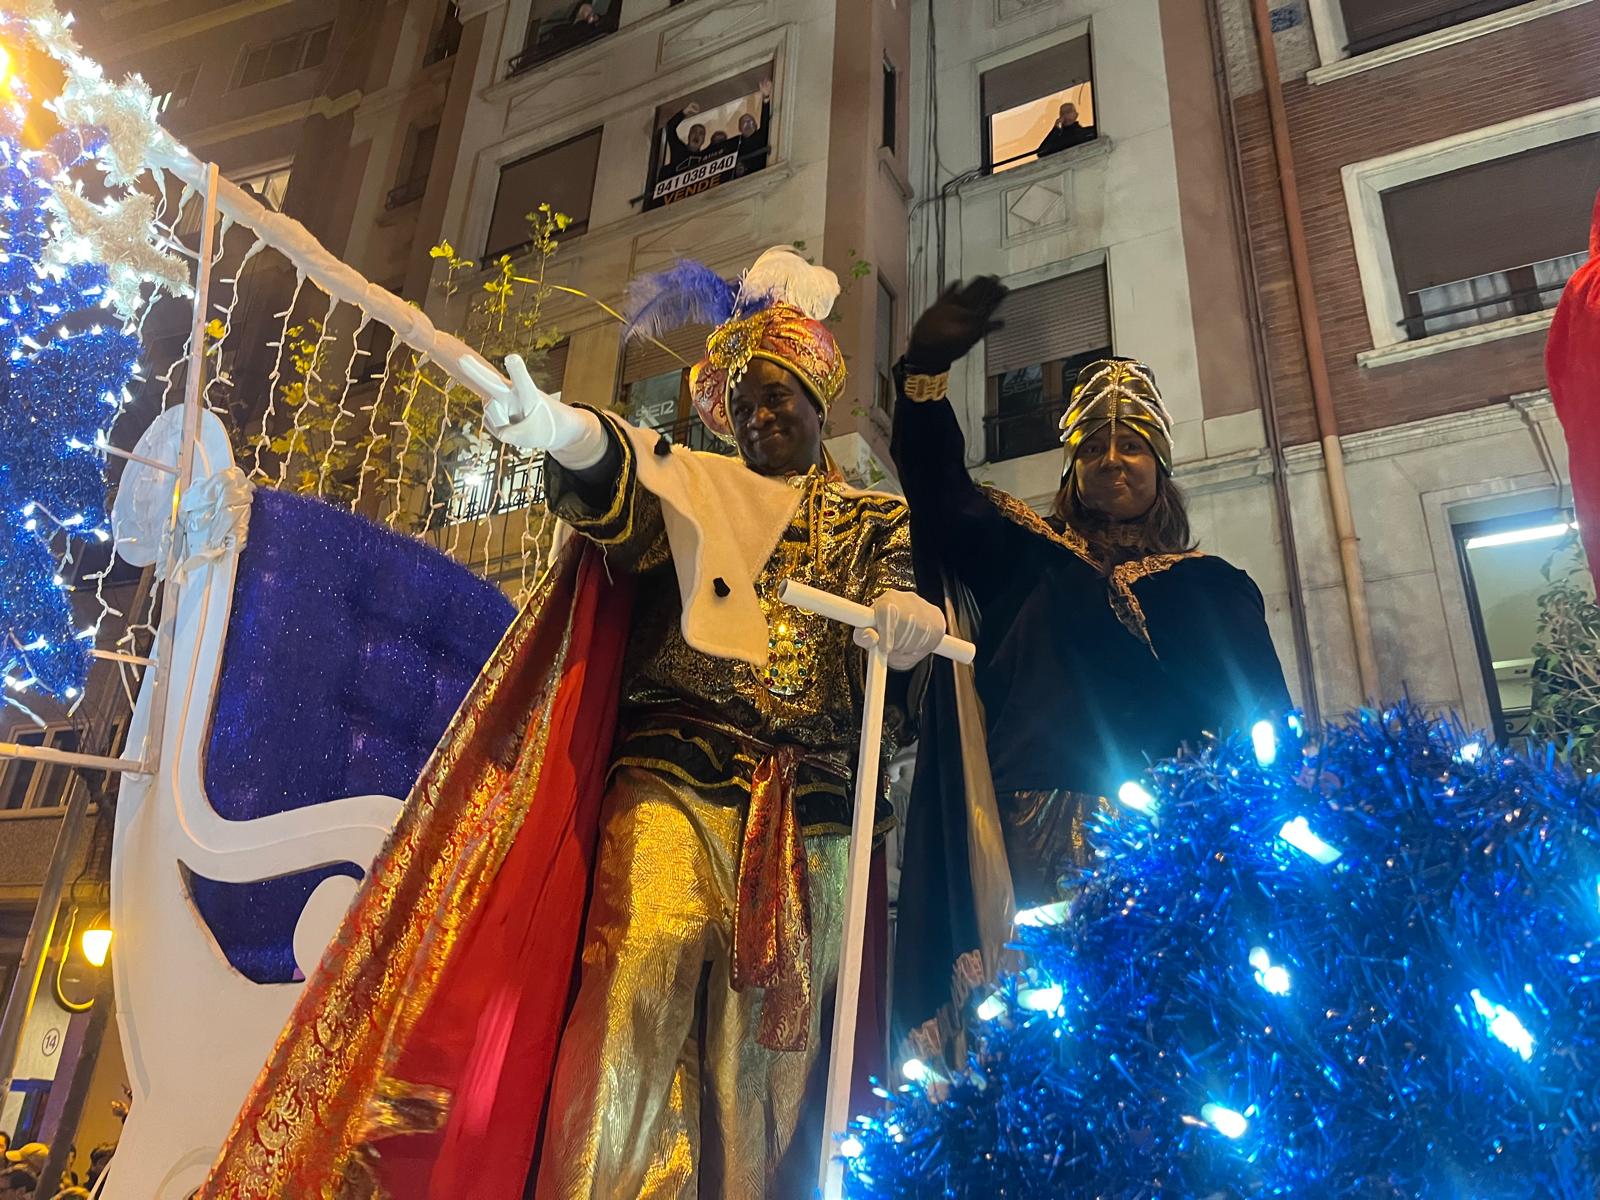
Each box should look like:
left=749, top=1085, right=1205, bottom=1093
left=623, top=247, right=846, bottom=445
left=690, top=303, right=847, bottom=442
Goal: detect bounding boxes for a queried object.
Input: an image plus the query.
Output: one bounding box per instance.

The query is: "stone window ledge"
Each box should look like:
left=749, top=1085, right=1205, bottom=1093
left=1356, top=310, right=1554, bottom=370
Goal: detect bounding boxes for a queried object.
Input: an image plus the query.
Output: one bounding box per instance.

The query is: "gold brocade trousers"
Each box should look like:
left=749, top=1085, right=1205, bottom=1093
left=535, top=766, right=848, bottom=1200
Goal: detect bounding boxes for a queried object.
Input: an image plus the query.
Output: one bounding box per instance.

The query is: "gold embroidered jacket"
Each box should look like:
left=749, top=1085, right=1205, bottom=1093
left=545, top=418, right=913, bottom=834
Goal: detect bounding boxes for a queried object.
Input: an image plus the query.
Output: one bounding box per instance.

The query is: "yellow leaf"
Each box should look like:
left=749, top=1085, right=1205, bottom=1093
left=430, top=241, right=455, bottom=259
left=205, top=318, right=226, bottom=339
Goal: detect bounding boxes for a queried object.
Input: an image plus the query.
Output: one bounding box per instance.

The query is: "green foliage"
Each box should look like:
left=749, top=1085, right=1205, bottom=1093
left=255, top=204, right=572, bottom=530
left=1528, top=537, right=1600, bottom=772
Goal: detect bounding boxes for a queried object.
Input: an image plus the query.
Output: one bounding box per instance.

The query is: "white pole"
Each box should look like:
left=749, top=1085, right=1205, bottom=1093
left=778, top=581, right=974, bottom=1200
left=137, top=161, right=219, bottom=774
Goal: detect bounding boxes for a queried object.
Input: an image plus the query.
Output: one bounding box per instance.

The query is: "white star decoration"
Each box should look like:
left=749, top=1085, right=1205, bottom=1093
left=49, top=57, right=167, bottom=185
left=49, top=188, right=191, bottom=316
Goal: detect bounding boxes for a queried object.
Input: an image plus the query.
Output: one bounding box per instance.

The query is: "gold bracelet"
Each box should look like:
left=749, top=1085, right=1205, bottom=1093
left=902, top=371, right=950, bottom=403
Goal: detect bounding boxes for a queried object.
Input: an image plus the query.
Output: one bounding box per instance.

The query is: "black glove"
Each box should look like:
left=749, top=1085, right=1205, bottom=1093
left=906, top=277, right=1009, bottom=372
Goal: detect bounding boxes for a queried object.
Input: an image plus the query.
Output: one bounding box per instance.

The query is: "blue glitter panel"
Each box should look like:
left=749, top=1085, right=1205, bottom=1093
left=192, top=489, right=515, bottom=984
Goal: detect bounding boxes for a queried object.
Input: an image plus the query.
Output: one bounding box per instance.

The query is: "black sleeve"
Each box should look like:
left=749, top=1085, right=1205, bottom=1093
left=889, top=357, right=1020, bottom=606
left=663, top=110, right=691, bottom=164
left=1142, top=559, right=1292, bottom=734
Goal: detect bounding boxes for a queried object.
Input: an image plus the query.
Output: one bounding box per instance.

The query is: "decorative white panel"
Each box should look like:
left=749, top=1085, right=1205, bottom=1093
left=1003, top=175, right=1068, bottom=242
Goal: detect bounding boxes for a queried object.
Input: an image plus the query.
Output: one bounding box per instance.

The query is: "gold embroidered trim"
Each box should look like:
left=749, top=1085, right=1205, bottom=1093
left=978, top=485, right=1202, bottom=648
left=1107, top=552, right=1203, bottom=650
left=560, top=408, right=638, bottom=546
left=902, top=371, right=951, bottom=403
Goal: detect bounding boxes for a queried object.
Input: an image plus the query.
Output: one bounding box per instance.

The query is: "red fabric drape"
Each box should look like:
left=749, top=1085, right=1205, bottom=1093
left=1548, top=190, right=1600, bottom=586
left=377, top=550, right=634, bottom=1199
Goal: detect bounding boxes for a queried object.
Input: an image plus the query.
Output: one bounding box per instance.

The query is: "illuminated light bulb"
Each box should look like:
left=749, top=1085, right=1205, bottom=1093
left=1279, top=816, right=1341, bottom=865
left=1201, top=1102, right=1250, bottom=1139
left=1249, top=946, right=1291, bottom=995
left=1251, top=720, right=1277, bottom=766
left=22, top=518, right=36, bottom=531
left=1018, top=983, right=1064, bottom=1013
left=1457, top=740, right=1484, bottom=764
left=1014, top=900, right=1070, bottom=928
left=1286, top=713, right=1303, bottom=737
left=1117, top=780, right=1157, bottom=814
left=901, top=1058, right=929, bottom=1083
left=1470, top=989, right=1534, bottom=1061
left=63, top=687, right=79, bottom=699
left=975, top=993, right=1007, bottom=1022
left=838, top=1135, right=864, bottom=1159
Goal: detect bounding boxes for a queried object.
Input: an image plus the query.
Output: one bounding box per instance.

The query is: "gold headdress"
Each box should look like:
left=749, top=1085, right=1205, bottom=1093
left=1059, top=357, right=1174, bottom=476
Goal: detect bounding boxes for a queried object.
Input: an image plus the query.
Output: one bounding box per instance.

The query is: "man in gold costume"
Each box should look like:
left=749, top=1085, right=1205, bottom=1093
left=197, top=248, right=946, bottom=1200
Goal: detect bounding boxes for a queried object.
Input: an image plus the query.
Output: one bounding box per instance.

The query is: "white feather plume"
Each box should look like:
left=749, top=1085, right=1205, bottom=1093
left=735, top=245, right=840, bottom=320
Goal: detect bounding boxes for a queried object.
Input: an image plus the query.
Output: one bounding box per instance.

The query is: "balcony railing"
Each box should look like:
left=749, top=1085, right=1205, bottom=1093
left=983, top=399, right=1067, bottom=464
left=507, top=4, right=621, bottom=77
left=439, top=413, right=732, bottom=527
left=385, top=176, right=428, bottom=210
left=1344, top=0, right=1525, bottom=55
left=1401, top=277, right=1569, bottom=342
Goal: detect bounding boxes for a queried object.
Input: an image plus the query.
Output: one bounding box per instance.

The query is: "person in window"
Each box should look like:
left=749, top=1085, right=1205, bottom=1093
left=735, top=77, right=775, bottom=176
left=1034, top=100, right=1096, bottom=158
left=664, top=101, right=709, bottom=167
left=888, top=278, right=1289, bottom=1065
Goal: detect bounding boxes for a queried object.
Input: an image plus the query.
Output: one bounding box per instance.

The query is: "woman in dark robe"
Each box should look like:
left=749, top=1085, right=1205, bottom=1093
left=889, top=278, right=1290, bottom=1060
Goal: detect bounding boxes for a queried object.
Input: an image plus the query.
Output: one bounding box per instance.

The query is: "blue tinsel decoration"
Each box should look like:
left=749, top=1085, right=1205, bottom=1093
left=0, top=82, right=141, bottom=701
left=846, top=705, right=1600, bottom=1199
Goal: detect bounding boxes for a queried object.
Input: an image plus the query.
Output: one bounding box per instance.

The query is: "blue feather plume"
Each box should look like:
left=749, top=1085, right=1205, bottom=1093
left=622, top=260, right=739, bottom=342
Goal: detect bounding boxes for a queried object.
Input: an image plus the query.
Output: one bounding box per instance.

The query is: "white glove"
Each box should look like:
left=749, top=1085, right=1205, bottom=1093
left=854, top=588, right=947, bottom=670
left=457, top=352, right=609, bottom=470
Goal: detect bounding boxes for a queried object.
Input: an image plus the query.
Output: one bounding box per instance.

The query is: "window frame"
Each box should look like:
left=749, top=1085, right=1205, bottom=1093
left=881, top=55, right=898, bottom=154
left=483, top=127, right=603, bottom=260
left=1452, top=505, right=1576, bottom=743
left=979, top=261, right=1113, bottom=464
left=976, top=28, right=1096, bottom=174
left=230, top=23, right=334, bottom=91
left=0, top=723, right=88, bottom=814
left=1343, top=97, right=1600, bottom=360
left=643, top=63, right=776, bottom=212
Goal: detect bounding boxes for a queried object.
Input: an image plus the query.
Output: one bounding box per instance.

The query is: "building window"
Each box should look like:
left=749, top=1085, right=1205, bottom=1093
left=152, top=65, right=199, bottom=113
left=425, top=1, right=463, bottom=65
left=645, top=66, right=773, bottom=210
left=1383, top=134, right=1598, bottom=341
left=442, top=344, right=566, bottom=524
left=881, top=56, right=898, bottom=154
left=509, top=0, right=623, bottom=76
left=1339, top=0, right=1526, bottom=55
left=0, top=725, right=84, bottom=812
left=485, top=129, right=602, bottom=260
left=982, top=263, right=1111, bottom=463
left=875, top=276, right=896, bottom=417
left=979, top=34, right=1095, bottom=174
left=620, top=326, right=734, bottom=453
left=1456, top=510, right=1579, bottom=742
left=387, top=124, right=439, bottom=210
left=232, top=24, right=333, bottom=90
left=175, top=162, right=291, bottom=237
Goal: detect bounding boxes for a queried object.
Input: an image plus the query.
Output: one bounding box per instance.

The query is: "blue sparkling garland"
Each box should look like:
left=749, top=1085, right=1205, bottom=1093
left=0, top=89, right=140, bottom=702
left=845, top=705, right=1600, bottom=1199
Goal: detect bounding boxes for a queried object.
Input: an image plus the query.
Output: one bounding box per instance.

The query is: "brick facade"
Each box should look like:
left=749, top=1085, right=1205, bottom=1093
left=1231, top=5, right=1600, bottom=445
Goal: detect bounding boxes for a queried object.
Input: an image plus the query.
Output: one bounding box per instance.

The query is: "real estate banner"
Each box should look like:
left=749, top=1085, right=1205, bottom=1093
left=653, top=151, right=739, bottom=204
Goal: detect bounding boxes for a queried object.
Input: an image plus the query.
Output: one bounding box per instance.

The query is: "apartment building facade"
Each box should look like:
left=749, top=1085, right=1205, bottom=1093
left=0, top=0, right=478, bottom=1153
left=431, top=0, right=915, bottom=579
left=912, top=0, right=1597, bottom=732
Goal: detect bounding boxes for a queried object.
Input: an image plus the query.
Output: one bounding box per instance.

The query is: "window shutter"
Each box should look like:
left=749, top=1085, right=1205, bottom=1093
left=485, top=129, right=603, bottom=259
left=980, top=37, right=1092, bottom=119
left=530, top=340, right=568, bottom=393
left=1340, top=0, right=1522, bottom=52
left=1384, top=135, right=1600, bottom=294
left=984, top=265, right=1110, bottom=377
left=621, top=324, right=711, bottom=384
